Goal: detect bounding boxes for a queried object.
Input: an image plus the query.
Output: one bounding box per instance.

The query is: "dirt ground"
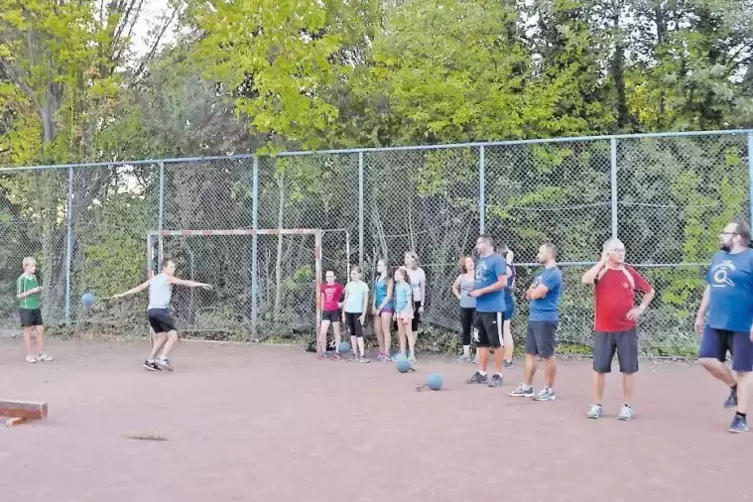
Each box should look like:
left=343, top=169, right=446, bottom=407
left=0, top=338, right=748, bottom=502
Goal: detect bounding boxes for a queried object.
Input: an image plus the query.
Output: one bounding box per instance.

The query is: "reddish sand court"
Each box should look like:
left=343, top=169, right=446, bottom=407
left=0, top=338, right=748, bottom=502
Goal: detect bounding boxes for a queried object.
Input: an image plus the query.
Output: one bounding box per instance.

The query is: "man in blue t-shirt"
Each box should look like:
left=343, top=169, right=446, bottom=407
left=695, top=221, right=753, bottom=434
left=467, top=234, right=508, bottom=388
left=509, top=243, right=562, bottom=402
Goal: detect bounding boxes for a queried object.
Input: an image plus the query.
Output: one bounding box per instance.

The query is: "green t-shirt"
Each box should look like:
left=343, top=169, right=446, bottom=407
left=17, top=274, right=40, bottom=310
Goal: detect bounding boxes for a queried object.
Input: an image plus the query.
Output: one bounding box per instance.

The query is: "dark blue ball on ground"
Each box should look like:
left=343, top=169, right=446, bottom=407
left=396, top=355, right=411, bottom=373
left=427, top=373, right=443, bottom=390
left=338, top=341, right=351, bottom=354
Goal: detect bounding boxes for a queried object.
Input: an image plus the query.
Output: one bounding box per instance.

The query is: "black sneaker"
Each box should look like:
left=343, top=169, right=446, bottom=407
left=488, top=373, right=504, bottom=388
left=466, top=371, right=488, bottom=384
left=143, top=360, right=161, bottom=371
left=724, top=387, right=738, bottom=409
left=503, top=360, right=515, bottom=369
left=728, top=414, right=748, bottom=434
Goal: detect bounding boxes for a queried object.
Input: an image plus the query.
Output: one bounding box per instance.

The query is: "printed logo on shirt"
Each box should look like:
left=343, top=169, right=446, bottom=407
left=710, top=261, right=736, bottom=288
left=475, top=262, right=488, bottom=281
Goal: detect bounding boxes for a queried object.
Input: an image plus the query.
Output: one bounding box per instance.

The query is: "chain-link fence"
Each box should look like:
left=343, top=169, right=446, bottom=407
left=0, top=130, right=750, bottom=356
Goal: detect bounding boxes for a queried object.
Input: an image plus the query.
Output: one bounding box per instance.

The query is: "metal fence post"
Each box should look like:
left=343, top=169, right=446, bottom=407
left=479, top=145, right=485, bottom=234
left=251, top=156, right=259, bottom=338
left=610, top=138, right=618, bottom=239
left=158, top=162, right=165, bottom=266
left=358, top=151, right=364, bottom=266
left=749, top=134, right=753, bottom=225
left=64, top=166, right=74, bottom=325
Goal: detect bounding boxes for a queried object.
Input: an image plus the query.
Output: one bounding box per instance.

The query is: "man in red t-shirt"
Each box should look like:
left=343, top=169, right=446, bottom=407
left=581, top=238, right=655, bottom=421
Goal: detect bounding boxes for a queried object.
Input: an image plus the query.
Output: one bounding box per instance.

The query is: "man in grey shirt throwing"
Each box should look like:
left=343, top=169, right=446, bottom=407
left=114, top=258, right=212, bottom=371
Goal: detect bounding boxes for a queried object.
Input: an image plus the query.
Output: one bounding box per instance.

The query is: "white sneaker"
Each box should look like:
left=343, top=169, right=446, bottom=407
left=617, top=404, right=633, bottom=421
left=25, top=354, right=37, bottom=363
left=155, top=357, right=173, bottom=371
left=37, top=353, right=53, bottom=362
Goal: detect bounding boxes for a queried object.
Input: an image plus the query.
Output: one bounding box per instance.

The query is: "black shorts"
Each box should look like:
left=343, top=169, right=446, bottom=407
left=593, top=328, right=639, bottom=374
left=322, top=309, right=341, bottom=323
left=473, top=311, right=504, bottom=348
left=147, top=308, right=177, bottom=333
left=525, top=321, right=558, bottom=358
left=20, top=308, right=43, bottom=327
left=344, top=312, right=364, bottom=338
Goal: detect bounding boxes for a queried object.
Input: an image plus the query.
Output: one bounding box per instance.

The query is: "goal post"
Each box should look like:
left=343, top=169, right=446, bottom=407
left=146, top=228, right=324, bottom=341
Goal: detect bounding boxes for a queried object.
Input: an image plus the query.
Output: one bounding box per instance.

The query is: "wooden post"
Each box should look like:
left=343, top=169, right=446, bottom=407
left=0, top=400, right=48, bottom=426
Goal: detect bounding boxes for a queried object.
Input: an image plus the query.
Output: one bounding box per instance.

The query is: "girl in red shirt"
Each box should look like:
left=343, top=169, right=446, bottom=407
left=319, top=270, right=344, bottom=360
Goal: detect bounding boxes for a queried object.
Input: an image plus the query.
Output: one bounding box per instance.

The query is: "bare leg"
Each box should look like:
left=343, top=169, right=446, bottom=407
left=544, top=356, right=557, bottom=388
left=357, top=337, right=365, bottom=357
left=34, top=325, right=45, bottom=353
left=503, top=319, right=514, bottom=363
left=737, top=371, right=751, bottom=414
left=319, top=320, right=331, bottom=353
left=333, top=322, right=341, bottom=353
left=381, top=313, right=392, bottom=356
left=622, top=373, right=634, bottom=405
left=350, top=334, right=357, bottom=357
left=397, top=321, right=407, bottom=355
left=493, top=344, right=504, bottom=374
left=699, top=358, right=737, bottom=387
left=593, top=371, right=606, bottom=403
left=373, top=315, right=384, bottom=354
left=406, top=321, right=416, bottom=358
left=148, top=333, right=168, bottom=360
left=23, top=327, right=32, bottom=356
left=159, top=331, right=179, bottom=359
left=478, top=347, right=490, bottom=372
left=523, top=354, right=536, bottom=386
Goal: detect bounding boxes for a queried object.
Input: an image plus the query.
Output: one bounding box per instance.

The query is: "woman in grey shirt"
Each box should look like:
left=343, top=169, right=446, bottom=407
left=452, top=255, right=476, bottom=362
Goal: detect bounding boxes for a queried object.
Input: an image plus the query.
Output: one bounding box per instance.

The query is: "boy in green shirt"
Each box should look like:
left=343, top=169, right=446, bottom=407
left=17, top=256, right=53, bottom=363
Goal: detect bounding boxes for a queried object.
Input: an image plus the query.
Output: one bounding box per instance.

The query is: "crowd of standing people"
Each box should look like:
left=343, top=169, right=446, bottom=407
left=315, top=220, right=753, bottom=434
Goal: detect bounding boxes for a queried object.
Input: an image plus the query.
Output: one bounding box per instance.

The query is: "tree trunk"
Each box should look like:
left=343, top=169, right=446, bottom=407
left=612, top=38, right=630, bottom=129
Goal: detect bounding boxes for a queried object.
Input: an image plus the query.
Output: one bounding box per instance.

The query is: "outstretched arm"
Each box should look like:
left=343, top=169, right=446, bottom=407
left=168, top=276, right=212, bottom=289
left=113, top=280, right=150, bottom=299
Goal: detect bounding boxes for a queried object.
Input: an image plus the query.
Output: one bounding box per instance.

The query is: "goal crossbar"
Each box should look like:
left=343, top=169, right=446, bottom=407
left=148, top=228, right=323, bottom=237
left=146, top=228, right=323, bottom=338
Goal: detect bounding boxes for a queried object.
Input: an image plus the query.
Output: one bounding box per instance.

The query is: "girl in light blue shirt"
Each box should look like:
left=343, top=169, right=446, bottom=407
left=393, top=268, right=416, bottom=363
left=343, top=266, right=370, bottom=362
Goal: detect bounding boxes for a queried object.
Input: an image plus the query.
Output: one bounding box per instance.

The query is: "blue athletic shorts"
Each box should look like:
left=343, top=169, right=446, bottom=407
left=699, top=325, right=753, bottom=372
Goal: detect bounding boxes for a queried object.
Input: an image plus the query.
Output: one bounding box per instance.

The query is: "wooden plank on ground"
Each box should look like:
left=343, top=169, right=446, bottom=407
left=0, top=400, right=48, bottom=420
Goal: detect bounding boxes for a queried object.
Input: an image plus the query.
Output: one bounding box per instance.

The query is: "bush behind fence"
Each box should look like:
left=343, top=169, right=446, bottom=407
left=0, top=130, right=750, bottom=357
